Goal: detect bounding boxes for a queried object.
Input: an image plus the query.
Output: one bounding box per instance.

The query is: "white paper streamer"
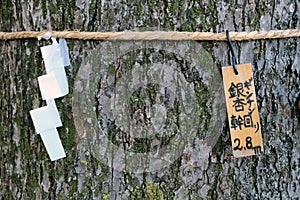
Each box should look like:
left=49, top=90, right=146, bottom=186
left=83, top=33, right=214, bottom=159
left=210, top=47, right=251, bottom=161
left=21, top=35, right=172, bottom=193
left=40, top=129, right=66, bottom=161
left=29, top=103, right=62, bottom=133
left=30, top=36, right=70, bottom=161
left=38, top=68, right=68, bottom=100
left=40, top=38, right=64, bottom=73
left=59, top=38, right=71, bottom=66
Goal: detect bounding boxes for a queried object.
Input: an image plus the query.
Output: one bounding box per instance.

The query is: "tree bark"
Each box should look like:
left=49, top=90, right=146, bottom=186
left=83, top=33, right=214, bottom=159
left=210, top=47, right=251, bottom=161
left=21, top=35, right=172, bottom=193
left=0, top=0, right=299, bottom=199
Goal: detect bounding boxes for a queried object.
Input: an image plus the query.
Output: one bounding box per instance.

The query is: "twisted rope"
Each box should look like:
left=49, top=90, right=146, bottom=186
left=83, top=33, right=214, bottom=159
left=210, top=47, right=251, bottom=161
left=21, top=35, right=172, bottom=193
left=1, top=29, right=300, bottom=41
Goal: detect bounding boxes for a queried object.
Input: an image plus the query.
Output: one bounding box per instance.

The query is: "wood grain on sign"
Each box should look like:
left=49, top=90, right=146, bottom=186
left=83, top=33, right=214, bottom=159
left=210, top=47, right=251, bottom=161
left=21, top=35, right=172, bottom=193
left=222, top=63, right=263, bottom=157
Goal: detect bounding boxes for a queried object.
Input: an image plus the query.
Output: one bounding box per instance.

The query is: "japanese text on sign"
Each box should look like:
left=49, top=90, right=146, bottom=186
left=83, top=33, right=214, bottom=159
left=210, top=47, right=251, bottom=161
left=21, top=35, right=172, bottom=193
left=222, top=63, right=264, bottom=157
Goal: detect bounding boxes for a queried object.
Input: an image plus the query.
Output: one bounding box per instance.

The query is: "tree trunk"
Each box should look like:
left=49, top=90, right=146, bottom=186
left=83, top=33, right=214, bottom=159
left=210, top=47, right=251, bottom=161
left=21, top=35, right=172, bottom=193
left=0, top=0, right=299, bottom=199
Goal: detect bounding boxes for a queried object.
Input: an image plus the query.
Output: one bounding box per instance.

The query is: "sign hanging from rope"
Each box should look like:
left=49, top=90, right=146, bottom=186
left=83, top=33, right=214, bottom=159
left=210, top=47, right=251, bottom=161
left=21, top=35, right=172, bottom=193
left=222, top=32, right=263, bottom=157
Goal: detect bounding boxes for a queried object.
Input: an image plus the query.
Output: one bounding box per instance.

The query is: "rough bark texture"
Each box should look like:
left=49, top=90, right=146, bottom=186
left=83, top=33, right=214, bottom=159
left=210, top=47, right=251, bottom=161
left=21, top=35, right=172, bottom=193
left=0, top=0, right=300, bottom=199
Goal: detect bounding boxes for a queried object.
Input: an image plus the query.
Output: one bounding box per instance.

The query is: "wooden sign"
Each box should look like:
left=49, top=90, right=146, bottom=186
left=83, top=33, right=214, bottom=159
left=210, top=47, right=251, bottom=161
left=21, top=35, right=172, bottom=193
left=222, top=63, right=263, bottom=157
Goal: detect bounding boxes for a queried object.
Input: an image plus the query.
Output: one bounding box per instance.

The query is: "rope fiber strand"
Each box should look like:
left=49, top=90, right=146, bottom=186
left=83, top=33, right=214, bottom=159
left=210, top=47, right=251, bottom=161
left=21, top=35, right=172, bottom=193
left=0, top=29, right=300, bottom=41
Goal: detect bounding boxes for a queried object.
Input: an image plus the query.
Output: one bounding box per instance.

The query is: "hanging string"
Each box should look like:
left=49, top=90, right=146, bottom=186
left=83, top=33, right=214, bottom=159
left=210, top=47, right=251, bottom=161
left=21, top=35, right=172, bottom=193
left=1, top=29, right=300, bottom=41
left=226, top=30, right=239, bottom=75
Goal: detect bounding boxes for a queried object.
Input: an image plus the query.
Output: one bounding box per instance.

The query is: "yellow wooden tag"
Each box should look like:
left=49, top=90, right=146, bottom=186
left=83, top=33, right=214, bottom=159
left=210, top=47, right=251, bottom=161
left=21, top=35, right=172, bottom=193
left=222, top=63, right=263, bottom=157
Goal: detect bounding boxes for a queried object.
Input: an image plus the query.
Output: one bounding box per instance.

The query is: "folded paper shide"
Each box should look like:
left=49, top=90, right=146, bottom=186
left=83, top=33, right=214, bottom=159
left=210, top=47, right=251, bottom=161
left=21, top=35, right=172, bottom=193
left=30, top=35, right=70, bottom=161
